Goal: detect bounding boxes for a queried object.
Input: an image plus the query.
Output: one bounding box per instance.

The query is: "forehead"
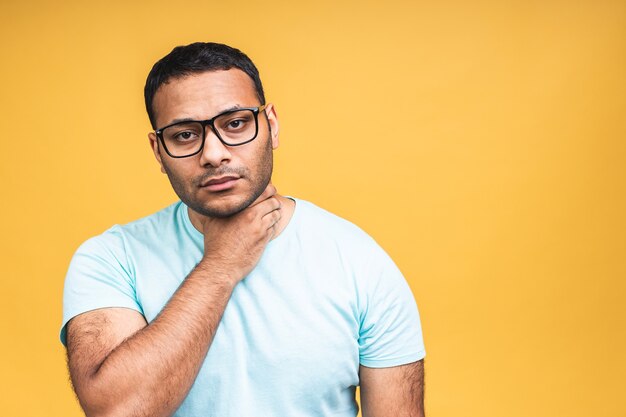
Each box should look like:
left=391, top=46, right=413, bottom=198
left=152, top=69, right=259, bottom=127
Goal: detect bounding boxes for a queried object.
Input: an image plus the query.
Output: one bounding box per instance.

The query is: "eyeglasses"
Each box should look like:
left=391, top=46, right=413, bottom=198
left=155, top=104, right=268, bottom=158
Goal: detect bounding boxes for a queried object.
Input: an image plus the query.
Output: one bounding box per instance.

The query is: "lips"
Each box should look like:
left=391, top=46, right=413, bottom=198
left=203, top=176, right=240, bottom=186
left=200, top=175, right=241, bottom=191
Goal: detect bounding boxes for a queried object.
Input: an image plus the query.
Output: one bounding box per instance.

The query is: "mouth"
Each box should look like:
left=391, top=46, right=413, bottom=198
left=200, top=175, right=241, bottom=192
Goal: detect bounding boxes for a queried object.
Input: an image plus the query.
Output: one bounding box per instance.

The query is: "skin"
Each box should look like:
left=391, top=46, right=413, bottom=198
left=360, top=360, right=425, bottom=417
left=66, top=69, right=425, bottom=417
left=149, top=70, right=279, bottom=221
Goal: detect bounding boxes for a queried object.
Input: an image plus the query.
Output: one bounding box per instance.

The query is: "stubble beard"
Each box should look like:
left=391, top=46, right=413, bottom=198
left=161, top=137, right=274, bottom=219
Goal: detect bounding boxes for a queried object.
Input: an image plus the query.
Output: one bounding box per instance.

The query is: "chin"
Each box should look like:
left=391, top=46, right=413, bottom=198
left=187, top=191, right=258, bottom=219
left=196, top=202, right=248, bottom=218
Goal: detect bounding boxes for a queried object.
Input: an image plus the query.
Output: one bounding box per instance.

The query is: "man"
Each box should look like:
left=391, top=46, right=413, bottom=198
left=61, top=42, right=426, bottom=417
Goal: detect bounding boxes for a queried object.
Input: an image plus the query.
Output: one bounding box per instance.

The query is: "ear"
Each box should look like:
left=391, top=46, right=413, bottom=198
left=265, top=103, right=280, bottom=149
left=148, top=132, right=166, bottom=174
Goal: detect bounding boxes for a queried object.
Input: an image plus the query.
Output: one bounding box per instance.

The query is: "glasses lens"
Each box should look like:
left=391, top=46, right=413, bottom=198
left=162, top=122, right=204, bottom=157
left=214, top=109, right=258, bottom=145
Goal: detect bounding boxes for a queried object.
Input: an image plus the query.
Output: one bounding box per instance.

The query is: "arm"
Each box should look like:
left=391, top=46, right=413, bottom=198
left=359, top=360, right=425, bottom=417
left=66, top=185, right=282, bottom=417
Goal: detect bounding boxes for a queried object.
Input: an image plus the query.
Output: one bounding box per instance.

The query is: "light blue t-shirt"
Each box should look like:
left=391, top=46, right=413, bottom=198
left=61, top=198, right=425, bottom=417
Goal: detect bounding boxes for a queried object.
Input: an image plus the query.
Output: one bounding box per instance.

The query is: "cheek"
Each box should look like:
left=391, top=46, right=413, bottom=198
left=162, top=162, right=193, bottom=188
left=246, top=144, right=269, bottom=175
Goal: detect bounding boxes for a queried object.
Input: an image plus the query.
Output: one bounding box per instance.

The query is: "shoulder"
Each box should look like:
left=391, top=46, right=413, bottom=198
left=292, top=198, right=368, bottom=236
left=75, top=201, right=185, bottom=255
left=114, top=201, right=185, bottom=242
left=290, top=198, right=386, bottom=259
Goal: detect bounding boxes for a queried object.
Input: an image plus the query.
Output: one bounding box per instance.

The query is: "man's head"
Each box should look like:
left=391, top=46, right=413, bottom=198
left=144, top=42, right=266, bottom=130
left=146, top=42, right=279, bottom=219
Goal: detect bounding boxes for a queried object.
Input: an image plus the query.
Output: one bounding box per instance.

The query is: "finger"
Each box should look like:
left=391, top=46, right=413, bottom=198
left=255, top=195, right=281, bottom=216
left=262, top=205, right=282, bottom=230
left=268, top=221, right=278, bottom=240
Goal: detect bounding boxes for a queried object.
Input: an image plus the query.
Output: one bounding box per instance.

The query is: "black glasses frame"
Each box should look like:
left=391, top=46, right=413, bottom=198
left=155, top=104, right=268, bottom=158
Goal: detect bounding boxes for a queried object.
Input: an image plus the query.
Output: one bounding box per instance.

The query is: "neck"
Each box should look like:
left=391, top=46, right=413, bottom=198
left=188, top=194, right=296, bottom=240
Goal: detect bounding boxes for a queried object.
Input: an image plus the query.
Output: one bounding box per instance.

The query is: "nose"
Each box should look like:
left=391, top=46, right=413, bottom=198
left=199, top=127, right=232, bottom=167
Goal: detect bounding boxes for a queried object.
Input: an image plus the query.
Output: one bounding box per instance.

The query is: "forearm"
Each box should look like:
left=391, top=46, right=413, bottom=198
left=79, top=262, right=236, bottom=417
left=68, top=186, right=282, bottom=417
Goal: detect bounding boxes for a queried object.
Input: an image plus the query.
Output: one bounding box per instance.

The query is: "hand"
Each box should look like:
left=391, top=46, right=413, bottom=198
left=197, top=183, right=282, bottom=285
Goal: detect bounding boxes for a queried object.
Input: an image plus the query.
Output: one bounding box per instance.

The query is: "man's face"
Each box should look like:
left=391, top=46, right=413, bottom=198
left=148, top=69, right=279, bottom=218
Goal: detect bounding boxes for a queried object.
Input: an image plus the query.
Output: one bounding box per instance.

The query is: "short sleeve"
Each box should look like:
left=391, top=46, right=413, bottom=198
left=358, top=246, right=426, bottom=368
left=60, top=226, right=142, bottom=346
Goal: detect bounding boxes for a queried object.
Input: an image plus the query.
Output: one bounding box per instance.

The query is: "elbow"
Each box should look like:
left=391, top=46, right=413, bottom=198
left=80, top=399, right=137, bottom=417
left=74, top=384, right=131, bottom=417
left=78, top=397, right=120, bottom=417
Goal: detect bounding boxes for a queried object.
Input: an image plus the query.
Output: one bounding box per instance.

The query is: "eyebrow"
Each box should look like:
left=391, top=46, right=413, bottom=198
left=168, top=104, right=244, bottom=125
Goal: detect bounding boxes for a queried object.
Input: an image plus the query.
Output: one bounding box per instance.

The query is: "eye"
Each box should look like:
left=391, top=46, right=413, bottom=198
left=163, top=122, right=203, bottom=143
left=227, top=119, right=246, bottom=129
left=173, top=130, right=200, bottom=141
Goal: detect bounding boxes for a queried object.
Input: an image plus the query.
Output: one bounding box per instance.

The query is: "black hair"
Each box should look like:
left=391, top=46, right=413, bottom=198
left=144, top=42, right=266, bottom=129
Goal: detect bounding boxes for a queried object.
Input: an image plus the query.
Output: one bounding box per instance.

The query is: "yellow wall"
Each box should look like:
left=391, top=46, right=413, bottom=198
left=1, top=1, right=624, bottom=416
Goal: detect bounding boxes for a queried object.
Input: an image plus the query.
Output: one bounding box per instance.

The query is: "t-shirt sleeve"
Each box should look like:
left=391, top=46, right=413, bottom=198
left=357, top=244, right=426, bottom=368
left=60, top=226, right=142, bottom=346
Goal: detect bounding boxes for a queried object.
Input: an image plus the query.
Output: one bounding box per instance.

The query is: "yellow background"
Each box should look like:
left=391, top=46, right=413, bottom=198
left=1, top=1, right=624, bottom=416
